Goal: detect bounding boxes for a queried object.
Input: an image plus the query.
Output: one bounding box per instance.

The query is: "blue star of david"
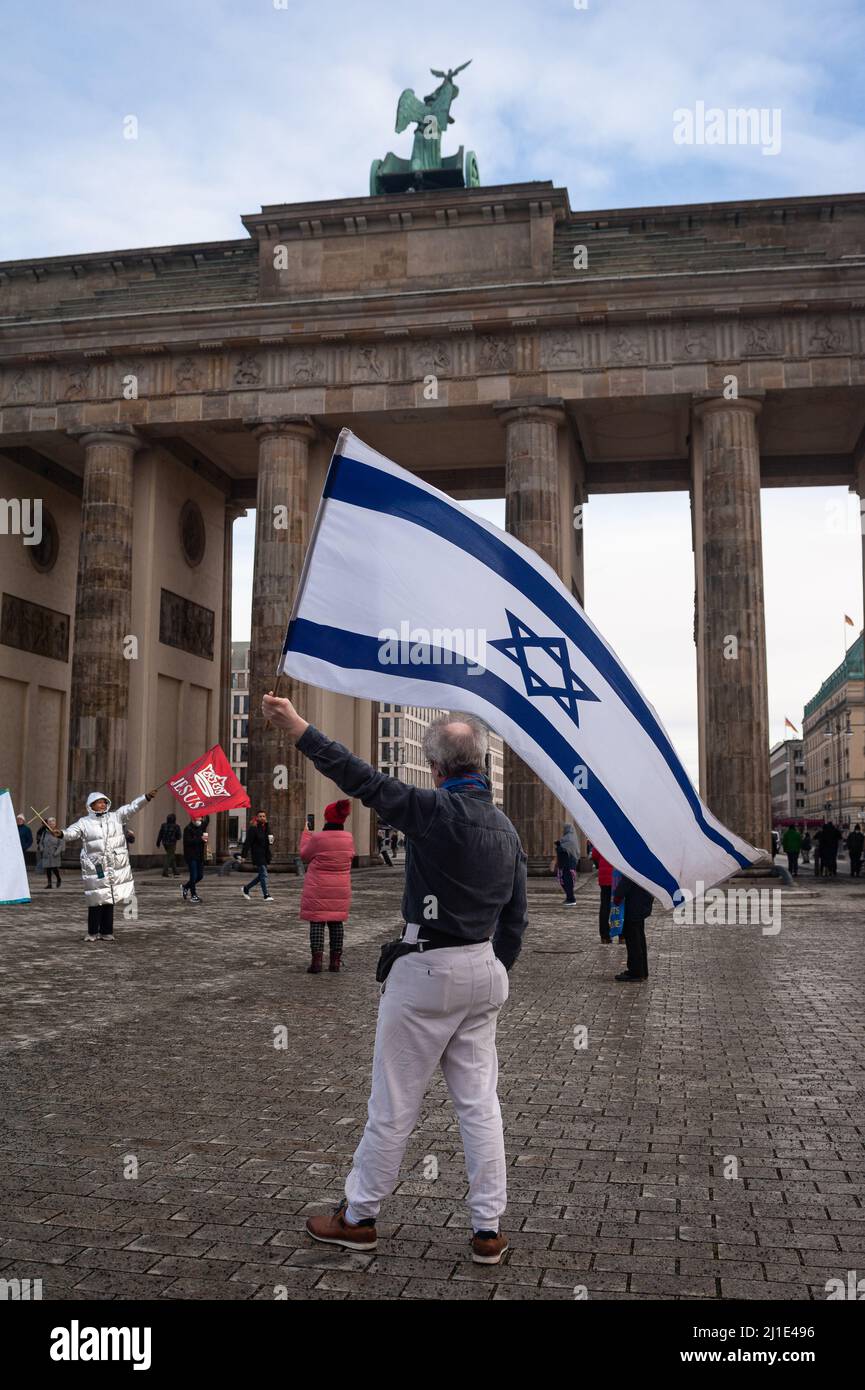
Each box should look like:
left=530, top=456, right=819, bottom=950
left=489, top=610, right=600, bottom=727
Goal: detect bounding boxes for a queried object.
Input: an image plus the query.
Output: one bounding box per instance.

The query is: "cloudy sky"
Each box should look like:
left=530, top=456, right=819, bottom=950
left=3, top=0, right=863, bottom=781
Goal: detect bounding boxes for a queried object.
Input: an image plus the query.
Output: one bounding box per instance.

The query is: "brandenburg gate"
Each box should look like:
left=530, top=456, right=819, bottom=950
left=2, top=179, right=865, bottom=867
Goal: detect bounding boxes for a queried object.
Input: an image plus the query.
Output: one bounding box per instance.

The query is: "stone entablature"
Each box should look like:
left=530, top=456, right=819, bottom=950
left=1, top=308, right=863, bottom=432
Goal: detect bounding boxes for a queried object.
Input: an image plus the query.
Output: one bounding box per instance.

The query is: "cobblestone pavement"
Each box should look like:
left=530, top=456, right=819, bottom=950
left=1, top=861, right=864, bottom=1301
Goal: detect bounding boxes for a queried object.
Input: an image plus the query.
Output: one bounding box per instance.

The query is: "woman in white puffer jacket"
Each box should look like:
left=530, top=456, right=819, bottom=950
left=58, top=788, right=155, bottom=942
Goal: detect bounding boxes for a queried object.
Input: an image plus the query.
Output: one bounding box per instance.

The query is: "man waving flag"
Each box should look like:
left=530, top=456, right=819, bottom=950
left=279, top=430, right=763, bottom=908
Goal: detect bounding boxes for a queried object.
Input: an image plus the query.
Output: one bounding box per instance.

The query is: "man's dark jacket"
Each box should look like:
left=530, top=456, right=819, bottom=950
left=613, top=874, right=655, bottom=921
left=242, top=822, right=272, bottom=867
left=182, top=818, right=209, bottom=862
left=297, top=725, right=528, bottom=969
left=157, top=818, right=181, bottom=848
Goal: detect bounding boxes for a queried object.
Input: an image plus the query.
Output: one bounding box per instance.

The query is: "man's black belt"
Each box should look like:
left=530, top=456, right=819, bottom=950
left=377, top=925, right=488, bottom=983
left=399, top=923, right=485, bottom=951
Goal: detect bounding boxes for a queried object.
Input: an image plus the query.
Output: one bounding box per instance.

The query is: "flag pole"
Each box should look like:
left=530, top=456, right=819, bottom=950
left=26, top=804, right=49, bottom=825
left=263, top=432, right=345, bottom=727
left=29, top=805, right=55, bottom=833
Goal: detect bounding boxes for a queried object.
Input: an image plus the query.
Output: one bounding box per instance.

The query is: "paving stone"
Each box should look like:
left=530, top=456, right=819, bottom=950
left=2, top=868, right=863, bottom=1300
left=72, top=1270, right=175, bottom=1299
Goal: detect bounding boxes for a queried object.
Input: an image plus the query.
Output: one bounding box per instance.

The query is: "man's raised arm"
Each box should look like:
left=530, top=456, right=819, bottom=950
left=262, top=693, right=438, bottom=839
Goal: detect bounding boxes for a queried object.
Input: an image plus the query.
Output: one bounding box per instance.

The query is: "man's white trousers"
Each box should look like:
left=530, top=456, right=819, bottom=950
left=345, top=940, right=509, bottom=1230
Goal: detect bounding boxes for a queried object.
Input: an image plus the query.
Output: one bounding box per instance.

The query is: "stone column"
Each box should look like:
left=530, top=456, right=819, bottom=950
left=692, top=396, right=770, bottom=851
left=66, top=426, right=142, bottom=816
left=497, top=402, right=567, bottom=868
left=216, top=503, right=246, bottom=861
left=246, top=418, right=314, bottom=868
left=856, top=454, right=865, bottom=639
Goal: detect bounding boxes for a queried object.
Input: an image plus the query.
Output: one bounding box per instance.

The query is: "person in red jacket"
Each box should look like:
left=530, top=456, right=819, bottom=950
left=591, top=847, right=616, bottom=943
left=299, top=799, right=355, bottom=974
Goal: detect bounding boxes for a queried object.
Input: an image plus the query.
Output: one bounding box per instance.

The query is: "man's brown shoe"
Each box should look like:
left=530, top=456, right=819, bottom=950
left=306, top=1200, right=377, bottom=1251
left=471, top=1229, right=509, bottom=1265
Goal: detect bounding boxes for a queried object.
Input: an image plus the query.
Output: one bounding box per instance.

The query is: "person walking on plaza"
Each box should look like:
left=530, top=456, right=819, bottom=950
left=53, top=789, right=155, bottom=941
left=846, top=823, right=864, bottom=877
left=612, top=873, right=655, bottom=982
left=16, top=814, right=33, bottom=857
left=181, top=815, right=209, bottom=903
left=800, top=830, right=812, bottom=865
left=37, top=816, right=63, bottom=887
left=241, top=810, right=274, bottom=902
left=782, top=824, right=802, bottom=877
left=262, top=691, right=527, bottom=1266
left=299, top=798, right=355, bottom=973
left=553, top=823, right=579, bottom=906
left=156, top=812, right=181, bottom=877
left=591, top=846, right=615, bottom=942
left=813, top=826, right=823, bottom=877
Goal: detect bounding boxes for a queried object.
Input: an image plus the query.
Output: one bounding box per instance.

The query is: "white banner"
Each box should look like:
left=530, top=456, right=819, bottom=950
left=1, top=789, right=31, bottom=905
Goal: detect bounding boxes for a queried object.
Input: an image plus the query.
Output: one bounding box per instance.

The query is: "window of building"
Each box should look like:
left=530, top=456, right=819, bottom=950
left=381, top=718, right=390, bottom=736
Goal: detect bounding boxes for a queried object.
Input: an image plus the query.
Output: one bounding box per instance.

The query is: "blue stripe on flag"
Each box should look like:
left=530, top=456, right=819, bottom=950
left=288, top=616, right=683, bottom=900
left=318, top=450, right=749, bottom=870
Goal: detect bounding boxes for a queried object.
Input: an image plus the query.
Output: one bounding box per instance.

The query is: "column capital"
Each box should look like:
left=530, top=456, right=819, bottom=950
left=248, top=415, right=317, bottom=443
left=68, top=423, right=145, bottom=452
left=692, top=391, right=765, bottom=421
left=225, top=500, right=249, bottom=524
left=494, top=397, right=567, bottom=429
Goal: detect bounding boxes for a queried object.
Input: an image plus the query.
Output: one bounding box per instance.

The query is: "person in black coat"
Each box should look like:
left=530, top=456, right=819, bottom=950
left=17, top=815, right=33, bottom=855
left=820, top=821, right=841, bottom=876
left=846, top=823, right=863, bottom=877
left=612, top=874, right=655, bottom=982
left=156, top=812, right=181, bottom=877
left=241, top=811, right=274, bottom=901
left=181, top=816, right=209, bottom=903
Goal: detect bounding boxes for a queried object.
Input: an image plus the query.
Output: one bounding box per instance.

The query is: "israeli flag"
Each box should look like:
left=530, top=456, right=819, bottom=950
left=280, top=430, right=763, bottom=907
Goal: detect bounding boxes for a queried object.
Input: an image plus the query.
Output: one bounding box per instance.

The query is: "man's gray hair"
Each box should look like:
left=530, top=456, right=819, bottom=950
left=422, top=711, right=489, bottom=777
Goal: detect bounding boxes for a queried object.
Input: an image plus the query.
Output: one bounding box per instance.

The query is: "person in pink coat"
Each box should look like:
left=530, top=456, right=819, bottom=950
left=299, top=798, right=355, bottom=974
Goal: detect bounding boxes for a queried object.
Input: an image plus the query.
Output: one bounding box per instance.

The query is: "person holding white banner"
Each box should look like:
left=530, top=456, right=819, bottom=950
left=262, top=691, right=527, bottom=1266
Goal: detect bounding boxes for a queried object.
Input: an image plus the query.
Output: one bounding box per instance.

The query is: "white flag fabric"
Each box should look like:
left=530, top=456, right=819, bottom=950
left=0, top=789, right=31, bottom=905
left=279, top=429, right=763, bottom=908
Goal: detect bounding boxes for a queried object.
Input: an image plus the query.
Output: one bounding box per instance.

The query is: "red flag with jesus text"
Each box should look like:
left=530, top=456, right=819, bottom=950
left=167, top=744, right=250, bottom=816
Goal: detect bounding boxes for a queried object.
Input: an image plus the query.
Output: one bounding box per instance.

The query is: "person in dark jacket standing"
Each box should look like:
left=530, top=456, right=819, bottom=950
left=156, top=813, right=181, bottom=877
left=181, top=816, right=209, bottom=903
left=846, top=823, right=864, bottom=877
left=612, top=874, right=655, bottom=982
left=263, top=692, right=527, bottom=1268
left=241, top=811, right=274, bottom=902
left=17, top=815, right=33, bottom=855
left=820, top=821, right=841, bottom=876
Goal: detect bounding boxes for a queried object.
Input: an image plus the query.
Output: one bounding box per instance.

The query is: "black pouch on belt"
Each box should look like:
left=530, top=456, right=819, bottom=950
left=375, top=940, right=417, bottom=983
